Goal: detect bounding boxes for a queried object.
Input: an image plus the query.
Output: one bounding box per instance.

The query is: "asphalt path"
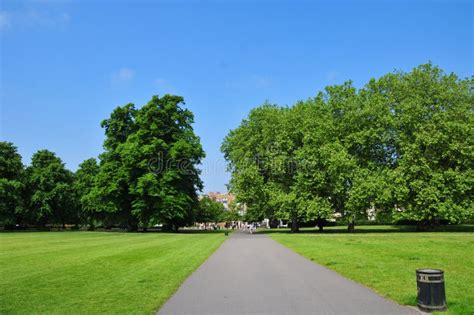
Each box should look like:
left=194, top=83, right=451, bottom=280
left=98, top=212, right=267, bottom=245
left=158, top=231, right=420, bottom=315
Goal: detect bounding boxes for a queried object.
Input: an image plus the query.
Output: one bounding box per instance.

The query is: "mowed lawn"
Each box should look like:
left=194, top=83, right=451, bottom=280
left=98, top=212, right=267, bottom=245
left=269, top=226, right=474, bottom=315
left=0, top=231, right=226, bottom=314
left=269, top=226, right=474, bottom=314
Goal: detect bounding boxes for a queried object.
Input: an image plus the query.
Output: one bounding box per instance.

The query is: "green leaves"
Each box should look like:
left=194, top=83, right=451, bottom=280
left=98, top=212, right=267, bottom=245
left=197, top=196, right=226, bottom=224
left=0, top=142, right=24, bottom=225
left=26, top=150, right=77, bottom=226
left=222, top=63, right=473, bottom=230
left=94, top=94, right=205, bottom=230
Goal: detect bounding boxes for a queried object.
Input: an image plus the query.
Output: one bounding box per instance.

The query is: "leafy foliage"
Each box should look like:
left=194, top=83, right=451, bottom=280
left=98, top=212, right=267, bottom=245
left=25, top=150, right=77, bottom=227
left=87, top=95, right=205, bottom=231
left=222, top=64, right=473, bottom=231
left=0, top=142, right=25, bottom=226
left=74, top=158, right=100, bottom=228
left=196, top=196, right=226, bottom=225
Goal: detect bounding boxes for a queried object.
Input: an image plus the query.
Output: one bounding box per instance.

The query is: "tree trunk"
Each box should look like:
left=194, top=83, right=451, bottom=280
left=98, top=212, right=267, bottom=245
left=347, top=221, right=355, bottom=233
left=317, top=218, right=325, bottom=232
left=88, top=218, right=95, bottom=231
left=416, top=220, right=431, bottom=232
left=127, top=219, right=138, bottom=232
left=291, top=215, right=299, bottom=233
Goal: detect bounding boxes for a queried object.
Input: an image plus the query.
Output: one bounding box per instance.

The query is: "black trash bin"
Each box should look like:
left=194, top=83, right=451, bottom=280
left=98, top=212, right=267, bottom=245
left=416, top=269, right=446, bottom=312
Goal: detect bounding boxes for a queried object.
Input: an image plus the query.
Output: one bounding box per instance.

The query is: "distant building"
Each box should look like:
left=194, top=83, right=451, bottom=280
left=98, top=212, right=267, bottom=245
left=205, top=192, right=236, bottom=210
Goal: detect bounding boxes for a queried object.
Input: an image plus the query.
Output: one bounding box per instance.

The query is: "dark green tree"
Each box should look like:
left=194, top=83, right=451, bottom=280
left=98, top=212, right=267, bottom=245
left=91, top=103, right=138, bottom=230
left=129, top=95, right=205, bottom=231
left=74, top=158, right=100, bottom=229
left=0, top=142, right=25, bottom=226
left=26, top=150, right=77, bottom=228
left=92, top=95, right=205, bottom=231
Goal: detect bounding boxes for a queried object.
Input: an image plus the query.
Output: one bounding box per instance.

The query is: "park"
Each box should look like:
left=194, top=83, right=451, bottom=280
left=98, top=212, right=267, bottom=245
left=1, top=226, right=473, bottom=314
left=1, top=1, right=473, bottom=314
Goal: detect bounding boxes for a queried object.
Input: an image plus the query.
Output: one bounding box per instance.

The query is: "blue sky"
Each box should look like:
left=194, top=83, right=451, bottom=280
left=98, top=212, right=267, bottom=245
left=1, top=0, right=472, bottom=193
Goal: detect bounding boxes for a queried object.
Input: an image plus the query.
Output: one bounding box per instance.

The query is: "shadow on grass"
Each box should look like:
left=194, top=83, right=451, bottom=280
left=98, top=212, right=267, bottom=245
left=256, top=224, right=474, bottom=234
left=177, top=229, right=234, bottom=234
left=0, top=227, right=233, bottom=235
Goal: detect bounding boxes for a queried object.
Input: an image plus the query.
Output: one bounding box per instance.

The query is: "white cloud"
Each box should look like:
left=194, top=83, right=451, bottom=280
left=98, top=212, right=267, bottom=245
left=0, top=6, right=70, bottom=31
left=111, top=67, right=135, bottom=84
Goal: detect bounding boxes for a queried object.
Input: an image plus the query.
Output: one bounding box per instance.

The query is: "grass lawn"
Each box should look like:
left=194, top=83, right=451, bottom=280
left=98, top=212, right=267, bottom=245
left=0, top=231, right=226, bottom=314
left=268, top=225, right=474, bottom=315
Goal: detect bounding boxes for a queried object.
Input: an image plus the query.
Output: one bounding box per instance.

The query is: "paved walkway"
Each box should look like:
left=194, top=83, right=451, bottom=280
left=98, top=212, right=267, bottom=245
left=158, top=231, right=420, bottom=315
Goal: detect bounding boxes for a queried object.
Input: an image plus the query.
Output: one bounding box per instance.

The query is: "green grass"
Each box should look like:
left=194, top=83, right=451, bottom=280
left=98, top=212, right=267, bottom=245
left=268, top=226, right=474, bottom=315
left=0, top=231, right=226, bottom=314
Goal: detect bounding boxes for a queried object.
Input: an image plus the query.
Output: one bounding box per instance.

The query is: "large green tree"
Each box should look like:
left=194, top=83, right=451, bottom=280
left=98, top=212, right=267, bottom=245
left=373, top=64, right=473, bottom=228
left=26, top=150, right=78, bottom=227
left=222, top=104, right=282, bottom=225
left=223, top=63, right=472, bottom=231
left=129, top=95, right=205, bottom=231
left=74, top=158, right=100, bottom=229
left=294, top=84, right=361, bottom=231
left=0, top=142, right=25, bottom=226
left=91, top=103, right=138, bottom=230
left=91, top=95, right=205, bottom=231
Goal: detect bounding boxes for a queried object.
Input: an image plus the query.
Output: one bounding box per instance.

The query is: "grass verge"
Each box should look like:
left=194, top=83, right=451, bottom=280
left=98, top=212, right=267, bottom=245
left=268, top=226, right=473, bottom=315
left=0, top=231, right=226, bottom=314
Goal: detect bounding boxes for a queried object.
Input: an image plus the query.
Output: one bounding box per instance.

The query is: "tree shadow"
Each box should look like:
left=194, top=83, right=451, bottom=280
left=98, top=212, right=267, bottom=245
left=256, top=224, right=474, bottom=234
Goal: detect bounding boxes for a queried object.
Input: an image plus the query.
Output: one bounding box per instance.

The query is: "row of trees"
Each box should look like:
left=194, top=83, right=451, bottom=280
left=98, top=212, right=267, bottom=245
left=222, top=64, right=473, bottom=232
left=0, top=95, right=208, bottom=231
left=196, top=196, right=241, bottom=228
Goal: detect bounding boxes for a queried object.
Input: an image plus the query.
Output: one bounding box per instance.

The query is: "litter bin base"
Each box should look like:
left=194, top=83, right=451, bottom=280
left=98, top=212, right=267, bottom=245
left=417, top=303, right=447, bottom=313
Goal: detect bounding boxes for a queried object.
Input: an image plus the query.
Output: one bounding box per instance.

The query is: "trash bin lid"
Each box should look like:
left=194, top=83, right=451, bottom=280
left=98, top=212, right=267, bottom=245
left=416, top=268, right=443, bottom=274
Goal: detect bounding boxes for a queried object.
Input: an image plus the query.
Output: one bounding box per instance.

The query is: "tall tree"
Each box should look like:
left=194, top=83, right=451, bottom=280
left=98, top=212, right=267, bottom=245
left=129, top=95, right=205, bottom=231
left=0, top=142, right=25, bottom=226
left=295, top=83, right=361, bottom=231
left=91, top=103, right=138, bottom=230
left=222, top=104, right=281, bottom=225
left=92, top=95, right=205, bottom=231
left=74, top=158, right=100, bottom=229
left=373, top=64, right=473, bottom=228
left=26, top=150, right=77, bottom=227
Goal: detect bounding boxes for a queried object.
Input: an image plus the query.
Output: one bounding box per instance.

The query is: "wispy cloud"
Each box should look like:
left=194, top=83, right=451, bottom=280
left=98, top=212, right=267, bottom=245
left=111, top=67, right=135, bottom=85
left=0, top=11, right=11, bottom=31
left=0, top=6, right=70, bottom=31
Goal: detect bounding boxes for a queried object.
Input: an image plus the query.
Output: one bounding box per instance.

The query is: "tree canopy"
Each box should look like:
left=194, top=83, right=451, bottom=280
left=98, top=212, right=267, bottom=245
left=1, top=66, right=472, bottom=232
left=0, top=94, right=205, bottom=231
left=88, top=95, right=205, bottom=231
left=222, top=64, right=473, bottom=231
left=25, top=150, right=77, bottom=227
left=0, top=142, right=25, bottom=226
